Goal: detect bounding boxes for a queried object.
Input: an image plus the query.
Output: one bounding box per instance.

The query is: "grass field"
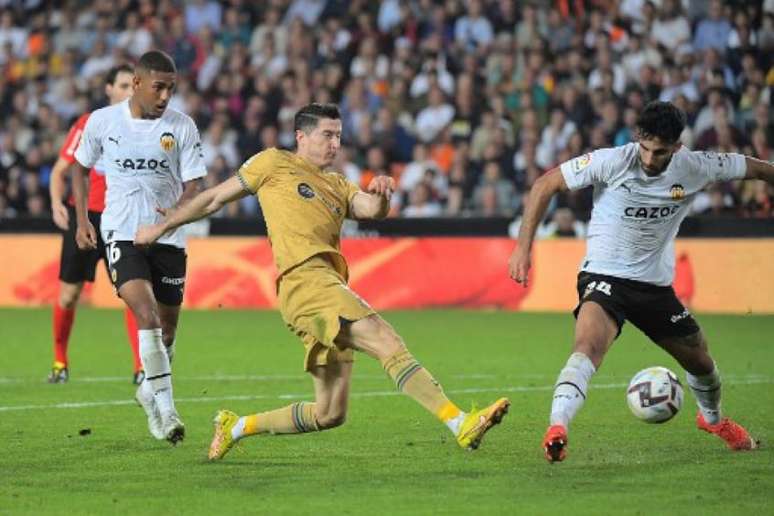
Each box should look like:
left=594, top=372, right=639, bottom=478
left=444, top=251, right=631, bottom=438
left=1, top=308, right=772, bottom=515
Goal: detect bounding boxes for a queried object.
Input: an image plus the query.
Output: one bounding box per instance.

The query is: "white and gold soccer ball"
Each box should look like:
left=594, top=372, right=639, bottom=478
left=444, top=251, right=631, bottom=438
left=626, top=366, right=684, bottom=424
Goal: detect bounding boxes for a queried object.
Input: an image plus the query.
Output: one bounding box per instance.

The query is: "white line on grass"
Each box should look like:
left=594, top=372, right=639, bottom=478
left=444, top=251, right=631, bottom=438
left=0, top=372, right=769, bottom=385
left=0, top=377, right=771, bottom=413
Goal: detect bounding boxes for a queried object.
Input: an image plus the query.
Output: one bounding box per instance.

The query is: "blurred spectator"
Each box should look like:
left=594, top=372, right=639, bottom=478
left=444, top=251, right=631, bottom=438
left=185, top=0, right=222, bottom=35
left=700, top=184, right=737, bottom=216
left=693, top=0, right=732, bottom=52
left=415, top=85, right=454, bottom=143
left=650, top=0, right=691, bottom=52
left=471, top=161, right=514, bottom=217
left=0, top=0, right=768, bottom=222
left=536, top=207, right=587, bottom=239
left=403, top=182, right=442, bottom=217
left=454, top=0, right=493, bottom=53
left=284, top=0, right=328, bottom=27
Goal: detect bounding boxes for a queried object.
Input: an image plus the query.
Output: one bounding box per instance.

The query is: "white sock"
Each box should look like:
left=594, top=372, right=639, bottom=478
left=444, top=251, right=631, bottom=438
left=139, top=328, right=176, bottom=416
left=446, top=412, right=466, bottom=436
left=232, top=417, right=246, bottom=441
left=686, top=365, right=722, bottom=425
left=550, top=352, right=596, bottom=428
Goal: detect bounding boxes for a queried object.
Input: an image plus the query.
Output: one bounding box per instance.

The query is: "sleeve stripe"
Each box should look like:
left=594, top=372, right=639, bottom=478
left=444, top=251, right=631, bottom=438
left=236, top=170, right=256, bottom=194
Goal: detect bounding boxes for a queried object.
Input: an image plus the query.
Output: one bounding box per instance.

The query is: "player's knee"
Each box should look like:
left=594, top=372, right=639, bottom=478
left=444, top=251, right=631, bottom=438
left=58, top=286, right=81, bottom=309
left=316, top=409, right=347, bottom=430
left=133, top=306, right=161, bottom=329
left=572, top=338, right=606, bottom=368
left=375, top=323, right=405, bottom=356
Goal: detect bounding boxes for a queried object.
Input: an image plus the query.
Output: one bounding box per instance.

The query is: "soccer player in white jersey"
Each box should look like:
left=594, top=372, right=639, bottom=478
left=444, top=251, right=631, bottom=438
left=72, top=50, right=207, bottom=445
left=509, top=101, right=774, bottom=462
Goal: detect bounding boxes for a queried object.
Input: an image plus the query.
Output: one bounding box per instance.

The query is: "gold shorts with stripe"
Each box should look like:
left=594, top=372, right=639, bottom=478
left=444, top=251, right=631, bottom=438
left=278, top=254, right=375, bottom=371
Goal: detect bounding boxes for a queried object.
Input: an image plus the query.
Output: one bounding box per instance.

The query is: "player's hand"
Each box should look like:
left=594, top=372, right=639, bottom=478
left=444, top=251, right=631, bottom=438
left=52, top=202, right=69, bottom=231
left=134, top=224, right=165, bottom=246
left=367, top=176, right=395, bottom=200
left=75, top=221, right=97, bottom=250
left=508, top=249, right=531, bottom=287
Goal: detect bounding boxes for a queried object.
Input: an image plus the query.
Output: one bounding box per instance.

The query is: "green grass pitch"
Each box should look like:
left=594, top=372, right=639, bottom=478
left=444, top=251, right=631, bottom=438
left=1, top=308, right=772, bottom=515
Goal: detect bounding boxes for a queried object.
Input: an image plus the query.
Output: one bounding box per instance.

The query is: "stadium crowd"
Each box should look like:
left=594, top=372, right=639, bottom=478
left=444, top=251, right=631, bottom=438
left=0, top=0, right=772, bottom=231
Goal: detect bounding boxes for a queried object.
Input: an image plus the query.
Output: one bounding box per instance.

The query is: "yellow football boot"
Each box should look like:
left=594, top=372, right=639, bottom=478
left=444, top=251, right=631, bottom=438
left=208, top=410, right=240, bottom=460
left=456, top=397, right=510, bottom=450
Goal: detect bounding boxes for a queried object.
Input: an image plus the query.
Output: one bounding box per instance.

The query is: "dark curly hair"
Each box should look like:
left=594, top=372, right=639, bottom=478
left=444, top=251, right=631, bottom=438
left=636, top=101, right=686, bottom=144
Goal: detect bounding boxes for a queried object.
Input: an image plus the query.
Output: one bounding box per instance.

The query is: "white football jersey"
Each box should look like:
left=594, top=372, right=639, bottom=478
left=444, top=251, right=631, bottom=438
left=560, top=143, right=746, bottom=285
left=75, top=100, right=206, bottom=248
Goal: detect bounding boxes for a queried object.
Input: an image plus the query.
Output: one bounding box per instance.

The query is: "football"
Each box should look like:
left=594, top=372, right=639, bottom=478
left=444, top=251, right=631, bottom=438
left=626, top=366, right=684, bottom=423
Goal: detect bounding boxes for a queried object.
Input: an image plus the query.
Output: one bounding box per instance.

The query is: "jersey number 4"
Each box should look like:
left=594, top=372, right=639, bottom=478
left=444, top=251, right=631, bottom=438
left=584, top=280, right=612, bottom=298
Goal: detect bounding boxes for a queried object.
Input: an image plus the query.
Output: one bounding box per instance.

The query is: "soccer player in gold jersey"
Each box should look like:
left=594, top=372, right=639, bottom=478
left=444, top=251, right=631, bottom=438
left=135, top=103, right=509, bottom=459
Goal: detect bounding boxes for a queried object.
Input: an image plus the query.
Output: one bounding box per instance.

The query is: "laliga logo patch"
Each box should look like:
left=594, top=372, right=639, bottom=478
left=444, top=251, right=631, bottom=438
left=111, top=268, right=118, bottom=284
left=297, top=183, right=315, bottom=199
left=160, top=132, right=176, bottom=152
left=670, top=184, right=685, bottom=200
left=572, top=153, right=592, bottom=173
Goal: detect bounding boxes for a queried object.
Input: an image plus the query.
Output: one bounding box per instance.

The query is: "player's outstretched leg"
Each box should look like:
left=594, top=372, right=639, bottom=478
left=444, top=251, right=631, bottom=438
left=210, top=361, right=348, bottom=460
left=208, top=403, right=322, bottom=460
left=543, top=302, right=616, bottom=463
left=343, top=315, right=510, bottom=450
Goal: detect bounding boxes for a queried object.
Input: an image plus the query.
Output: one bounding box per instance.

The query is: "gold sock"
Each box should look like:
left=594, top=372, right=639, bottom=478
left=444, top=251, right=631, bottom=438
left=241, top=402, right=320, bottom=436
left=381, top=349, right=461, bottom=422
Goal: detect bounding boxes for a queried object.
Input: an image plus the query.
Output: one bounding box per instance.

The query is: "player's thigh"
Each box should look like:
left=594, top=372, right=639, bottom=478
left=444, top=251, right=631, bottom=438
left=574, top=302, right=619, bottom=367
left=118, top=279, right=160, bottom=328
left=310, top=360, right=353, bottom=425
left=573, top=273, right=624, bottom=367
left=107, top=241, right=158, bottom=327
left=147, top=244, right=187, bottom=307
left=336, top=313, right=405, bottom=360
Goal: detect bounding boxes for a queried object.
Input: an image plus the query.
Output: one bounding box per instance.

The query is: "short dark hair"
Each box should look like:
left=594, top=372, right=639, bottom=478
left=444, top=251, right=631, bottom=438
left=636, top=101, right=686, bottom=143
left=137, top=50, right=176, bottom=74
left=104, top=64, right=134, bottom=85
left=294, top=103, right=341, bottom=133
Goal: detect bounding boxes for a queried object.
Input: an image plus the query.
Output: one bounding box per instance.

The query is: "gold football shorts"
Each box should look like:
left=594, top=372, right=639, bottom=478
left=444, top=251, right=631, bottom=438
left=278, top=254, right=375, bottom=371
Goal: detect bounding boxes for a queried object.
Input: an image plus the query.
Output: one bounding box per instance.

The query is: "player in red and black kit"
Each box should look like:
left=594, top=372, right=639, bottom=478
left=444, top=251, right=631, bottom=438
left=47, top=64, right=142, bottom=384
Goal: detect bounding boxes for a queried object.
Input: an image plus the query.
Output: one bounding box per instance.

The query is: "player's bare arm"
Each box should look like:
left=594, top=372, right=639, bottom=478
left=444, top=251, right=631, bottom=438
left=71, top=163, right=97, bottom=250
left=49, top=156, right=72, bottom=230
left=349, top=176, right=394, bottom=219
left=135, top=175, right=247, bottom=245
left=509, top=168, right=569, bottom=287
left=744, top=157, right=774, bottom=184
left=157, top=178, right=204, bottom=218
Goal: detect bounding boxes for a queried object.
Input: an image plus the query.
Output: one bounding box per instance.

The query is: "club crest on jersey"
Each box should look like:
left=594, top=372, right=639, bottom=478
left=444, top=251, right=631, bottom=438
left=571, top=153, right=592, bottom=173
left=160, top=132, right=176, bottom=152
left=298, top=183, right=315, bottom=199
left=670, top=184, right=685, bottom=200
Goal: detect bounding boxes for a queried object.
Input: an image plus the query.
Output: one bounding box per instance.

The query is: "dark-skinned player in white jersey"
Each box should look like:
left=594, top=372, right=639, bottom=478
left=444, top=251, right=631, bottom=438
left=73, top=50, right=206, bottom=445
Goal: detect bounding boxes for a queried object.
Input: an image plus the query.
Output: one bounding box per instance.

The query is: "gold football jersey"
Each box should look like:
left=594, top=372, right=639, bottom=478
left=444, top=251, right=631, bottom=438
left=236, top=148, right=360, bottom=279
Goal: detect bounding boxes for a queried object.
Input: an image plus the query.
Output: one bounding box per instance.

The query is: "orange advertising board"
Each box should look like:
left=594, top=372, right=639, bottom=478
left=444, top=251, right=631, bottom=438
left=1, top=235, right=772, bottom=314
